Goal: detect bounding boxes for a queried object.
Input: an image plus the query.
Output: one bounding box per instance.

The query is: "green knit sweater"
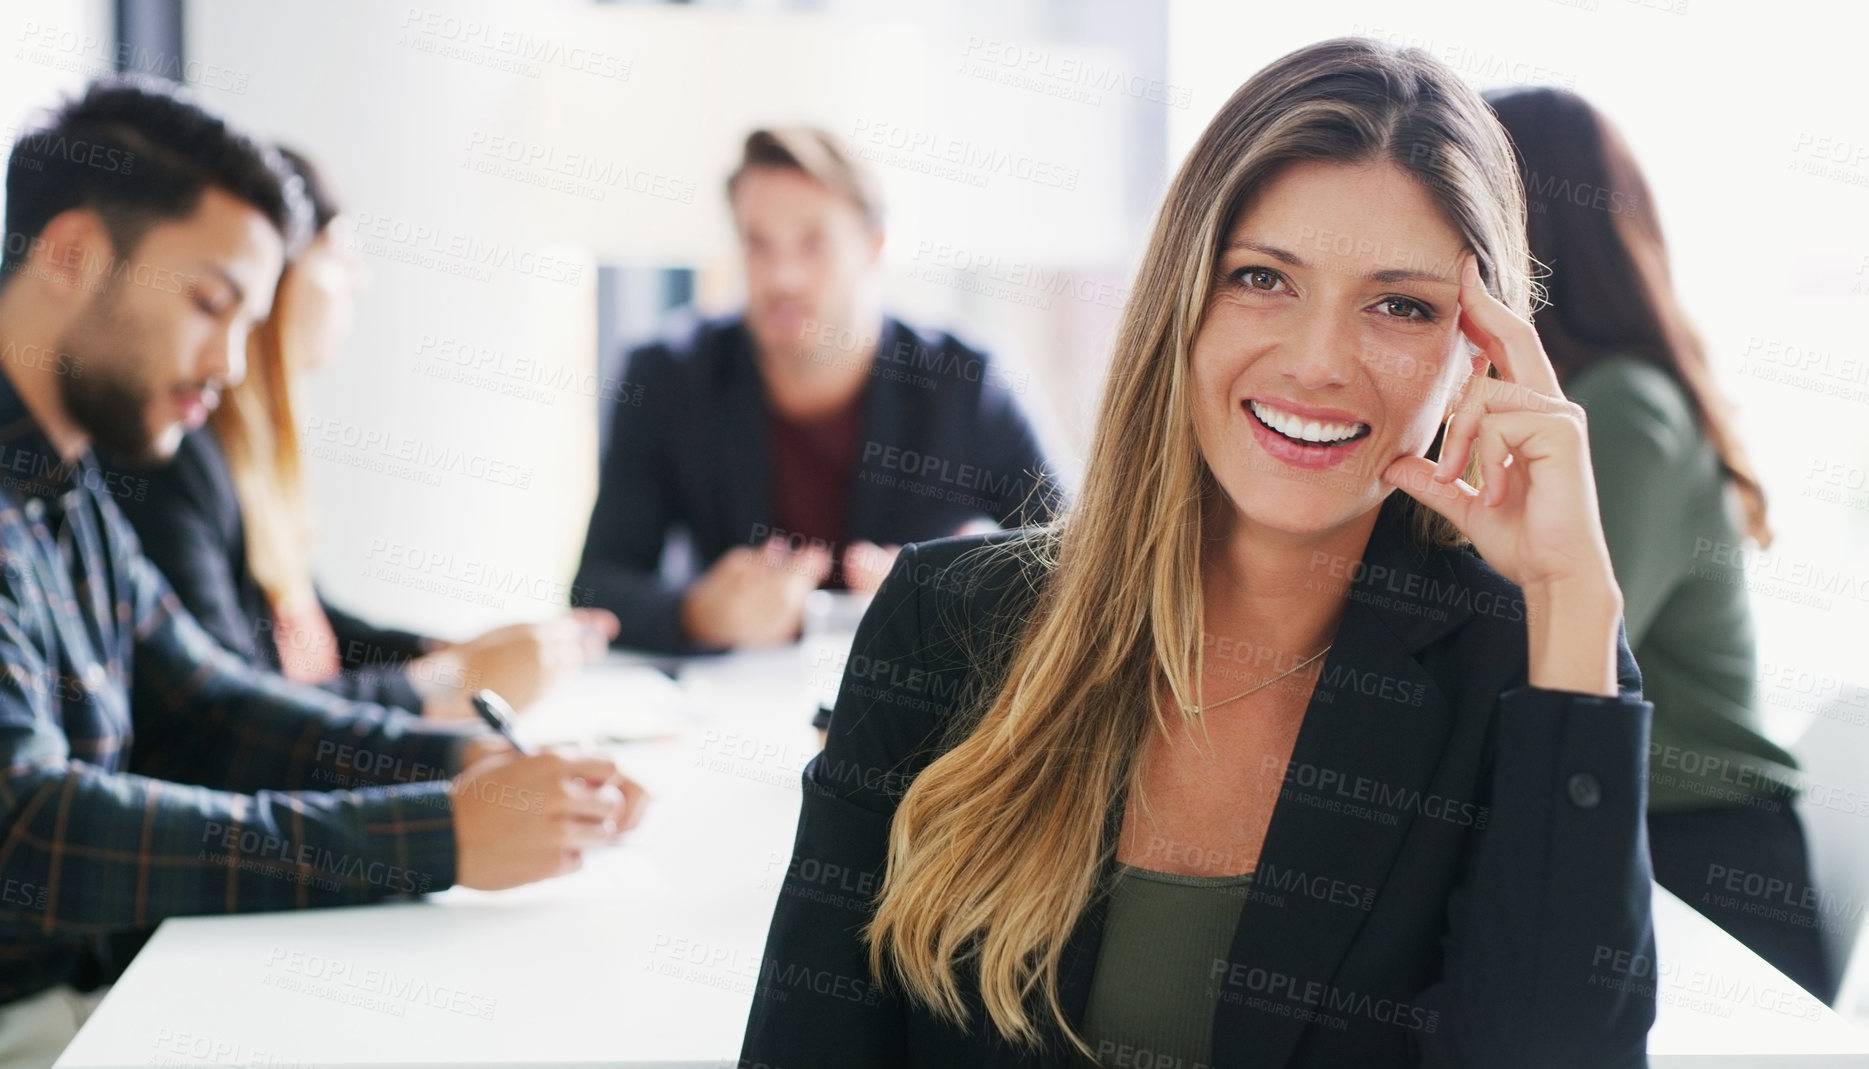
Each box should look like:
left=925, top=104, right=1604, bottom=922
left=1080, top=863, right=1254, bottom=1067
left=1566, top=355, right=1798, bottom=809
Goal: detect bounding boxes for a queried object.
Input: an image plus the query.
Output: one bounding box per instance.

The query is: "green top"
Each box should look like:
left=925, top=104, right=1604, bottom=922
left=1079, top=863, right=1254, bottom=1067
left=1566, top=356, right=1799, bottom=809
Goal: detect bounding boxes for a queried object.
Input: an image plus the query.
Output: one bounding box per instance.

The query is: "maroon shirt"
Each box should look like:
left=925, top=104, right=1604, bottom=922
left=767, top=390, right=867, bottom=589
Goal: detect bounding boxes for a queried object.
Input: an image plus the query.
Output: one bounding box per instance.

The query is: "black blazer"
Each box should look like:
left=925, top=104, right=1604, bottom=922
left=102, top=430, right=431, bottom=712
left=740, top=496, right=1657, bottom=1068
left=572, top=315, right=1061, bottom=653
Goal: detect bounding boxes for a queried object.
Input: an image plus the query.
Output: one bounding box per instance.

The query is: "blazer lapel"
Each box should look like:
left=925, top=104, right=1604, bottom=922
left=720, top=322, right=771, bottom=547
left=1209, top=499, right=1475, bottom=1066
left=1018, top=501, right=1481, bottom=1067
left=845, top=317, right=910, bottom=543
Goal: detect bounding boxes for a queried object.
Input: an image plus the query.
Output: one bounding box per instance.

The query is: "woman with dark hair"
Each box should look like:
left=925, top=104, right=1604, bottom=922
left=742, top=38, right=1656, bottom=1068
left=1486, top=86, right=1829, bottom=1001
left=103, top=147, right=618, bottom=719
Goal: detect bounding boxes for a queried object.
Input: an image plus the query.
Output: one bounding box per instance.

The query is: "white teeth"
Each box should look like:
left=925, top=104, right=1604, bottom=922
left=1249, top=400, right=1368, bottom=444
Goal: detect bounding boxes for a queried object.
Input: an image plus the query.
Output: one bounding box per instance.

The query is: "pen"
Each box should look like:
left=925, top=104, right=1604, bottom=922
left=470, top=689, right=531, bottom=755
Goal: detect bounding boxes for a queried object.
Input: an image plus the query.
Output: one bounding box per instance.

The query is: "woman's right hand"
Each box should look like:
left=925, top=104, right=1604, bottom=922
left=1382, top=256, right=1623, bottom=696
left=414, top=609, right=618, bottom=717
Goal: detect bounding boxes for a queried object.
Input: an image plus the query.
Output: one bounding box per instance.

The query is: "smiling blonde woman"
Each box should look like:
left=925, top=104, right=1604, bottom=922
left=741, top=37, right=1656, bottom=1069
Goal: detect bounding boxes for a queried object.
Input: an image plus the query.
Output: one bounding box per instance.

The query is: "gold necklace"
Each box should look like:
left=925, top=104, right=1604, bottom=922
left=1185, top=642, right=1333, bottom=716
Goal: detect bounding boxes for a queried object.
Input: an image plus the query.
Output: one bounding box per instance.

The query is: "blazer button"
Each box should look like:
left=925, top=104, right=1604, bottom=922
left=1567, top=772, right=1602, bottom=809
left=23, top=497, right=45, bottom=522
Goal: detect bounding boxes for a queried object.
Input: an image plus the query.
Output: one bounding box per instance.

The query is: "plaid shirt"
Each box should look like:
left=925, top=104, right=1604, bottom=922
left=0, top=372, right=478, bottom=1005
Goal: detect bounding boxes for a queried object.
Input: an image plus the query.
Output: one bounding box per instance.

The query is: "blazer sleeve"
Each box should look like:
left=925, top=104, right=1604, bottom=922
left=109, top=435, right=266, bottom=665
left=315, top=597, right=431, bottom=713
left=739, top=544, right=946, bottom=1066
left=1411, top=624, right=1656, bottom=1069
left=320, top=600, right=431, bottom=662
left=572, top=345, right=694, bottom=655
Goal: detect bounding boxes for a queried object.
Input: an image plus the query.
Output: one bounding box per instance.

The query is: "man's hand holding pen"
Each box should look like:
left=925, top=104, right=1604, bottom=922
left=450, top=690, right=650, bottom=890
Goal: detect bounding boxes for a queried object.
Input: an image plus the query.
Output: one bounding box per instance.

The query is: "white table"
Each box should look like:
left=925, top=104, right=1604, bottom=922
left=55, top=649, right=1869, bottom=1067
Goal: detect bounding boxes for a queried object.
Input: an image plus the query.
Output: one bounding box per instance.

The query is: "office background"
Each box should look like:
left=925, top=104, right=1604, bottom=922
left=4, top=0, right=1864, bottom=794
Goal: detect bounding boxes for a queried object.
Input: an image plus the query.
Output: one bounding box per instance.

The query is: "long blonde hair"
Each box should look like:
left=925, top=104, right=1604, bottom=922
left=865, top=37, right=1531, bottom=1055
left=212, top=286, right=315, bottom=610
left=210, top=147, right=334, bottom=613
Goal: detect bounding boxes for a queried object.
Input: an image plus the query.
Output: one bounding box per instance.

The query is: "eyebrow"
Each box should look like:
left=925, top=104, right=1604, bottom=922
left=1224, top=239, right=1456, bottom=287
left=202, top=263, right=270, bottom=320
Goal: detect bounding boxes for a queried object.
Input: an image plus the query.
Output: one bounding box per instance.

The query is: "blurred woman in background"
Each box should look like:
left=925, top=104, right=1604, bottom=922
left=106, top=147, right=616, bottom=719
left=1486, top=87, right=1830, bottom=1001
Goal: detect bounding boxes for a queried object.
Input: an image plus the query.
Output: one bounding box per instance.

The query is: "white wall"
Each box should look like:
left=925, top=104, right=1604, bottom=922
left=184, top=0, right=1157, bottom=637
left=1, top=0, right=114, bottom=207
left=184, top=0, right=598, bottom=637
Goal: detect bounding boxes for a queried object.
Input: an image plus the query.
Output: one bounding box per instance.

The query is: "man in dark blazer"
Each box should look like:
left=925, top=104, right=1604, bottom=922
left=573, top=129, right=1060, bottom=654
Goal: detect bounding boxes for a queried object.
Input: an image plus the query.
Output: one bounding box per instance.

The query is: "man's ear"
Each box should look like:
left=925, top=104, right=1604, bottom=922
left=30, top=209, right=118, bottom=304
